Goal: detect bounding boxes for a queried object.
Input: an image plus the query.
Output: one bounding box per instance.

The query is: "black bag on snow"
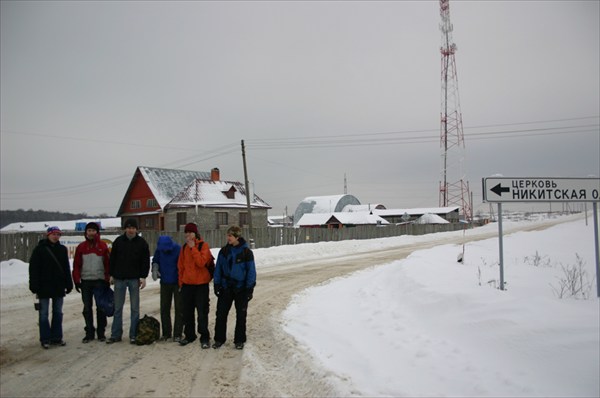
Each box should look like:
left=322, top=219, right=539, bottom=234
left=135, top=315, right=160, bottom=345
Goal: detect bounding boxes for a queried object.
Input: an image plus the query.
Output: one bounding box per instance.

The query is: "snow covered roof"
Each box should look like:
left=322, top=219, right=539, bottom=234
left=138, top=166, right=211, bottom=209
left=0, top=218, right=123, bottom=233
left=166, top=179, right=270, bottom=209
left=414, top=213, right=450, bottom=224
left=294, top=194, right=361, bottom=225
left=268, top=215, right=293, bottom=225
left=373, top=206, right=459, bottom=217
left=296, top=212, right=389, bottom=227
left=342, top=204, right=386, bottom=212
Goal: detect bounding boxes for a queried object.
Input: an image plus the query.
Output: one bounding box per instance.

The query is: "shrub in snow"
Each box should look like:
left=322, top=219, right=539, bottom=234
left=523, top=251, right=551, bottom=268
left=550, top=254, right=594, bottom=300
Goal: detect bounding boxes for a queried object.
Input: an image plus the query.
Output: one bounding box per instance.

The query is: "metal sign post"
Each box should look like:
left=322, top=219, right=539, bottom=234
left=498, top=203, right=505, bottom=290
left=593, top=202, right=600, bottom=298
left=482, top=177, right=600, bottom=296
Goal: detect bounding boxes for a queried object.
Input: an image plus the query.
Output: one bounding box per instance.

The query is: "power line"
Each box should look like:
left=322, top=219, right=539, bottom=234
left=247, top=123, right=599, bottom=149
left=2, top=116, right=597, bottom=201
left=1, top=144, right=239, bottom=200
left=246, top=115, right=599, bottom=142
left=3, top=116, right=596, bottom=147
left=1, top=129, right=206, bottom=152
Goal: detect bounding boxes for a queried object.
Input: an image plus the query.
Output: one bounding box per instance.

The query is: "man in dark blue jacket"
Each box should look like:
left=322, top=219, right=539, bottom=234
left=107, top=218, right=150, bottom=344
left=29, top=226, right=73, bottom=349
left=212, top=225, right=256, bottom=350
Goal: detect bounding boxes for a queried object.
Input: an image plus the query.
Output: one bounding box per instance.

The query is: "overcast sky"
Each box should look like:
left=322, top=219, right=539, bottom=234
left=1, top=0, right=598, bottom=218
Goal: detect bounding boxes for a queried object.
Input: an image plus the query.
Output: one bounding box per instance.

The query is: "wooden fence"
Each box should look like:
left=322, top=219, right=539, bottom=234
left=1, top=223, right=468, bottom=262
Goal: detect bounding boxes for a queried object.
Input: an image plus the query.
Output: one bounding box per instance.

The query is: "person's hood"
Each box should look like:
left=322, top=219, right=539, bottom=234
left=85, top=232, right=101, bottom=243
left=237, top=237, right=248, bottom=248
left=157, top=235, right=175, bottom=251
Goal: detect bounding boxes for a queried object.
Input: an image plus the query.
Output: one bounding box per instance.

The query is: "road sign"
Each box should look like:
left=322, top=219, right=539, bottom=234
left=482, top=177, right=600, bottom=203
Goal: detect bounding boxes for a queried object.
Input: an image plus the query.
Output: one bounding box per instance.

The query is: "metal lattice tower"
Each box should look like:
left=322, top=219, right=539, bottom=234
left=439, top=0, right=472, bottom=222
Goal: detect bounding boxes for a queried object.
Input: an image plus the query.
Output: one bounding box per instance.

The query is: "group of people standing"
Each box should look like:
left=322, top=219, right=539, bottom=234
left=28, top=219, right=256, bottom=351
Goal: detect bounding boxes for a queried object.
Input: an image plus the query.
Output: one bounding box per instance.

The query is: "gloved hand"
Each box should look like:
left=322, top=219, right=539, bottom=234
left=247, top=288, right=254, bottom=302
left=75, top=283, right=81, bottom=293
left=214, top=285, right=222, bottom=297
left=151, top=263, right=160, bottom=281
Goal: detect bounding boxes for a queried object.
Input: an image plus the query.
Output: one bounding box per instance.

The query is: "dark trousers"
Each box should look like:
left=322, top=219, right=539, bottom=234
left=81, top=279, right=108, bottom=339
left=181, top=284, right=210, bottom=343
left=214, top=288, right=249, bottom=345
left=160, top=283, right=183, bottom=338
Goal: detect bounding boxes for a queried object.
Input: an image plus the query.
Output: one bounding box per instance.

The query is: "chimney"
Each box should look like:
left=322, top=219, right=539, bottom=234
left=211, top=167, right=220, bottom=181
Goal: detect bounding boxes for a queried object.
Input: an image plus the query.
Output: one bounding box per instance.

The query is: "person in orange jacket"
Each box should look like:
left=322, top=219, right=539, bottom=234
left=177, top=222, right=213, bottom=348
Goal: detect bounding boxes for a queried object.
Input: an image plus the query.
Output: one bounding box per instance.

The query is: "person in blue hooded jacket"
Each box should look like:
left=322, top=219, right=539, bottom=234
left=212, top=225, right=256, bottom=350
left=152, top=235, right=182, bottom=342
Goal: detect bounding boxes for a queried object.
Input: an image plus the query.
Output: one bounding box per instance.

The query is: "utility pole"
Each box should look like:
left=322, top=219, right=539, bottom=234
left=241, top=140, right=254, bottom=248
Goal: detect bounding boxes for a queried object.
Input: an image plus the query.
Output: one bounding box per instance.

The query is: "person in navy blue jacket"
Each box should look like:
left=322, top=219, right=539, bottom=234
left=151, top=235, right=182, bottom=341
left=212, top=225, right=256, bottom=350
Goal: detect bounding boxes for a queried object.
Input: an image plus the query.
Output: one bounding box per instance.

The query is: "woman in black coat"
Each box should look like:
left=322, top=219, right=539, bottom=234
left=29, top=226, right=73, bottom=349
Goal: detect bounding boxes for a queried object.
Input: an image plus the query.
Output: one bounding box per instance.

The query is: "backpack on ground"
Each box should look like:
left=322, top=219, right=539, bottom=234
left=135, top=315, right=160, bottom=345
left=198, top=242, right=215, bottom=279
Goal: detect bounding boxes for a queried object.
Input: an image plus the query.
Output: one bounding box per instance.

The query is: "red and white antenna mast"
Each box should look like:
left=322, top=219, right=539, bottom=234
left=439, top=0, right=472, bottom=221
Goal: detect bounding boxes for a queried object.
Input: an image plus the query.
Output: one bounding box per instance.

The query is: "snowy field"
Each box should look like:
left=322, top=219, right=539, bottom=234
left=282, top=215, right=599, bottom=397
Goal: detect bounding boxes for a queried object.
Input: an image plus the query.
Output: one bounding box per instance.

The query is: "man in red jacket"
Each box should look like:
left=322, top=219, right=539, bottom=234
left=72, top=222, right=111, bottom=343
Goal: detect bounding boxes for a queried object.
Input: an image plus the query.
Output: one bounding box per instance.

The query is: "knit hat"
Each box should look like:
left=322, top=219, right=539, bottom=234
left=226, top=225, right=242, bottom=238
left=85, top=222, right=100, bottom=232
left=184, top=223, right=198, bottom=235
left=47, top=226, right=62, bottom=235
left=124, top=218, right=138, bottom=229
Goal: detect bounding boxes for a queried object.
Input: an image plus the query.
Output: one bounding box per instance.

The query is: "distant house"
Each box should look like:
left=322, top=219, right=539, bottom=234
left=341, top=204, right=386, bottom=213
left=373, top=207, right=460, bottom=223
left=267, top=215, right=294, bottom=227
left=296, top=212, right=389, bottom=228
left=117, top=166, right=271, bottom=231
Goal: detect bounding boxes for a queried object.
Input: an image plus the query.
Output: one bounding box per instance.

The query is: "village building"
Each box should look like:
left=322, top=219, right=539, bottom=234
left=116, top=166, right=270, bottom=231
left=292, top=194, right=460, bottom=228
left=372, top=207, right=460, bottom=223
left=296, top=212, right=389, bottom=228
